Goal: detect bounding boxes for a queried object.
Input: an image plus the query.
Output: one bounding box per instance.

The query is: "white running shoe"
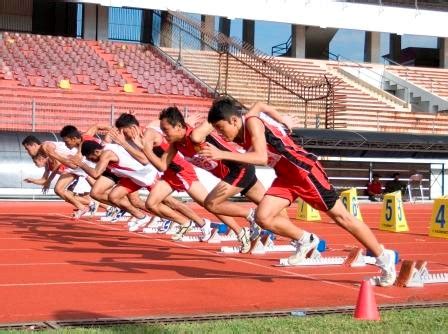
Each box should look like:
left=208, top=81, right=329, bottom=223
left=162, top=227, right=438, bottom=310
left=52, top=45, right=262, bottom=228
left=375, top=248, right=397, bottom=287
left=287, top=233, right=320, bottom=265
left=172, top=221, right=194, bottom=241
left=199, top=218, right=212, bottom=242
left=157, top=219, right=173, bottom=233
left=111, top=209, right=127, bottom=223
left=127, top=216, right=140, bottom=227
left=86, top=201, right=99, bottom=217
left=128, top=215, right=151, bottom=232
left=247, top=208, right=262, bottom=241
left=72, top=206, right=89, bottom=219
left=238, top=228, right=251, bottom=253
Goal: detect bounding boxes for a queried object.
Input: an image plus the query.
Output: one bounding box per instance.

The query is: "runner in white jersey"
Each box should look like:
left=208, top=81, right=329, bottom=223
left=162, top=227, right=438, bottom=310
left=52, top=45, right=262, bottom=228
left=70, top=140, right=154, bottom=226
left=21, top=135, right=94, bottom=217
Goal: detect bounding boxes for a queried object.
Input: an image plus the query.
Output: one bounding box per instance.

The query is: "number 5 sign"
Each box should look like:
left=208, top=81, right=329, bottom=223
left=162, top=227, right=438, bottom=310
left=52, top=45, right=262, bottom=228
left=380, top=191, right=409, bottom=232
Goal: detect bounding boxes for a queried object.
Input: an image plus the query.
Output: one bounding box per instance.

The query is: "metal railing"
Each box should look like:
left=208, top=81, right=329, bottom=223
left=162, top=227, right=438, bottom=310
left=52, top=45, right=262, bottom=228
left=153, top=11, right=335, bottom=129
left=382, top=56, right=436, bottom=94
left=328, top=51, right=411, bottom=105
left=271, top=36, right=292, bottom=57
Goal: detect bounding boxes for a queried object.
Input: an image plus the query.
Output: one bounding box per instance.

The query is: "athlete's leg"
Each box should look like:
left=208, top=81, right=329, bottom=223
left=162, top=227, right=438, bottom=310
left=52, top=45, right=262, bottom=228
left=54, top=173, right=85, bottom=210
left=90, top=176, right=115, bottom=207
left=108, top=185, right=146, bottom=219
left=187, top=181, right=242, bottom=234
left=145, top=180, right=192, bottom=225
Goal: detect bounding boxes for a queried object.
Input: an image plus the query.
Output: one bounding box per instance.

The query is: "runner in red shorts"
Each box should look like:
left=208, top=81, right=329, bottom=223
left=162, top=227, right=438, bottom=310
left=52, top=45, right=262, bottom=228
left=109, top=113, right=212, bottom=241
left=204, top=97, right=397, bottom=287
left=144, top=107, right=272, bottom=253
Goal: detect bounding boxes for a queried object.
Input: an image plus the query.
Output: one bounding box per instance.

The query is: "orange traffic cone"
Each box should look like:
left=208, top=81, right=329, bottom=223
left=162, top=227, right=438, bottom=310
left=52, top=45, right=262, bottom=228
left=354, top=280, right=380, bottom=320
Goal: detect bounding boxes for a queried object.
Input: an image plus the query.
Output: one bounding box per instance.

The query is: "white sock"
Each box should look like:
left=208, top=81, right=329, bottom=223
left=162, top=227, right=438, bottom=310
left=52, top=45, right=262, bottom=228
left=246, top=208, right=255, bottom=221
left=298, top=231, right=312, bottom=244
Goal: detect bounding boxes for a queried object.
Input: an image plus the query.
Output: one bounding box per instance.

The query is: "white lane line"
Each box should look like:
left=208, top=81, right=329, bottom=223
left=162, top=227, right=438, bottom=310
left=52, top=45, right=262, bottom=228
left=0, top=274, right=295, bottom=288
left=55, top=214, right=395, bottom=299
left=0, top=259, right=206, bottom=267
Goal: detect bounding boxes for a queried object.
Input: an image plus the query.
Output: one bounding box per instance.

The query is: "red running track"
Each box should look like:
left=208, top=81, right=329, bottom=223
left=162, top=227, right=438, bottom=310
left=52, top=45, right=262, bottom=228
left=0, top=201, right=447, bottom=324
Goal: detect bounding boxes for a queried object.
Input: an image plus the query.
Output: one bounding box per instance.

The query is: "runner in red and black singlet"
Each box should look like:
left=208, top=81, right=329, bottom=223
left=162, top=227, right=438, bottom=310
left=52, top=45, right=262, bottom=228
left=205, top=97, right=397, bottom=287
left=174, top=125, right=257, bottom=194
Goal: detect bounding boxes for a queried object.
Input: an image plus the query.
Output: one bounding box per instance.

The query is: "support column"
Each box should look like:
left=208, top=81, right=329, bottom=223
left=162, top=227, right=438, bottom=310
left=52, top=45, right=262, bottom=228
left=438, top=37, right=448, bottom=68
left=218, top=17, right=230, bottom=52
left=389, top=33, right=402, bottom=63
left=291, top=24, right=306, bottom=58
left=242, top=19, right=255, bottom=48
left=96, top=5, right=109, bottom=41
left=141, top=9, right=153, bottom=44
left=160, top=11, right=172, bottom=48
left=201, top=15, right=215, bottom=50
left=82, top=3, right=96, bottom=40
left=364, top=31, right=381, bottom=63
left=219, top=17, right=230, bottom=37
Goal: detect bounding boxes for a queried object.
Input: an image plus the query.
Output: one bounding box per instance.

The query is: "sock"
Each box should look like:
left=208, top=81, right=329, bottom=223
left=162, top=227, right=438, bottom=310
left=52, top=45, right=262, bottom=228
left=298, top=231, right=312, bottom=244
left=246, top=208, right=255, bottom=222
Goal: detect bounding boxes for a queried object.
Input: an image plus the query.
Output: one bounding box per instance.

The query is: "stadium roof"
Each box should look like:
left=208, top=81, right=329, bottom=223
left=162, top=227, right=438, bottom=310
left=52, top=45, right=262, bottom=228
left=291, top=128, right=448, bottom=159
left=69, top=0, right=448, bottom=37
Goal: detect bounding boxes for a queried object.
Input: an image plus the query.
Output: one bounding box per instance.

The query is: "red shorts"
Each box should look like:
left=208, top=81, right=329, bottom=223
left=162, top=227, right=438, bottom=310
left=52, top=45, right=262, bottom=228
left=162, top=164, right=198, bottom=192
left=118, top=178, right=152, bottom=193
left=266, top=163, right=338, bottom=211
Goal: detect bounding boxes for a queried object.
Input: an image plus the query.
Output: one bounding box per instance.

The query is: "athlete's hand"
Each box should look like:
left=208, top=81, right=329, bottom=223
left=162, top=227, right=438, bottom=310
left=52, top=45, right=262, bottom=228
left=185, top=112, right=203, bottom=127
left=281, top=114, right=295, bottom=133
left=128, top=126, right=144, bottom=149
left=42, top=181, right=50, bottom=194
left=200, top=143, right=223, bottom=160
left=23, top=178, right=34, bottom=184
left=108, top=128, right=126, bottom=146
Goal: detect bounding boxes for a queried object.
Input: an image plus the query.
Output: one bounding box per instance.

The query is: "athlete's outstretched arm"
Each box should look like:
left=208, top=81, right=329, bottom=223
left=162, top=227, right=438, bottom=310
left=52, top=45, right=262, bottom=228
left=71, top=151, right=115, bottom=179
left=201, top=117, right=268, bottom=165
left=108, top=127, right=149, bottom=165
left=190, top=120, right=214, bottom=144
left=142, top=140, right=177, bottom=172
left=84, top=124, right=112, bottom=137
left=41, top=142, right=77, bottom=169
left=246, top=102, right=293, bottom=132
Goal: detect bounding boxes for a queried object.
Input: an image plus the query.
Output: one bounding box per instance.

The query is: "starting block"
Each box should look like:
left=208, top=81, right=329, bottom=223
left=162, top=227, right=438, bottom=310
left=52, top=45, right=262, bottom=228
left=381, top=260, right=448, bottom=288
left=220, top=236, right=327, bottom=255
left=277, top=247, right=392, bottom=267
left=100, top=215, right=129, bottom=222
left=179, top=228, right=239, bottom=243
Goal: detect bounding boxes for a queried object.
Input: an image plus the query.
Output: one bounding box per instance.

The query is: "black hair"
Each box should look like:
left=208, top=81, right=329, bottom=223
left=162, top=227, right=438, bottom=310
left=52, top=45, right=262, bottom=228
left=208, top=96, right=242, bottom=124
left=32, top=150, right=47, bottom=160
left=21, top=135, right=41, bottom=146
left=60, top=125, right=81, bottom=139
left=115, top=113, right=139, bottom=129
left=159, top=106, right=187, bottom=128
left=81, top=140, right=103, bottom=156
left=372, top=173, right=380, bottom=178
left=392, top=172, right=400, bottom=177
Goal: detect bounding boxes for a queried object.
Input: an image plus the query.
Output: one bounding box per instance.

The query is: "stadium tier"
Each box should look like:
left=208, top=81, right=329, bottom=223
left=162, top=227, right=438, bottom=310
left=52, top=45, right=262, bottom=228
left=1, top=31, right=448, bottom=134
left=386, top=65, right=448, bottom=100
left=0, top=32, right=212, bottom=132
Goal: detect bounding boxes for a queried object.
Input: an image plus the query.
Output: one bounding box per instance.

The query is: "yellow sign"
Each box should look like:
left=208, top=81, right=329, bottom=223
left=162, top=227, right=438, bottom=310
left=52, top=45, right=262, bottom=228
left=380, top=191, right=409, bottom=232
left=340, top=188, right=363, bottom=222
left=296, top=197, right=321, bottom=221
left=429, top=196, right=448, bottom=239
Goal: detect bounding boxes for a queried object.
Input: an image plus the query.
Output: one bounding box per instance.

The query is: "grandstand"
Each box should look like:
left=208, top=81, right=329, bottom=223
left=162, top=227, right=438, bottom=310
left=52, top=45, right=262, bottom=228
left=1, top=1, right=448, bottom=329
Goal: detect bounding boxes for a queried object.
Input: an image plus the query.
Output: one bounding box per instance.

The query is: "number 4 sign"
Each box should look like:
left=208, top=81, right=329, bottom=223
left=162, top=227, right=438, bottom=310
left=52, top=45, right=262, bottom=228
left=429, top=196, right=448, bottom=239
